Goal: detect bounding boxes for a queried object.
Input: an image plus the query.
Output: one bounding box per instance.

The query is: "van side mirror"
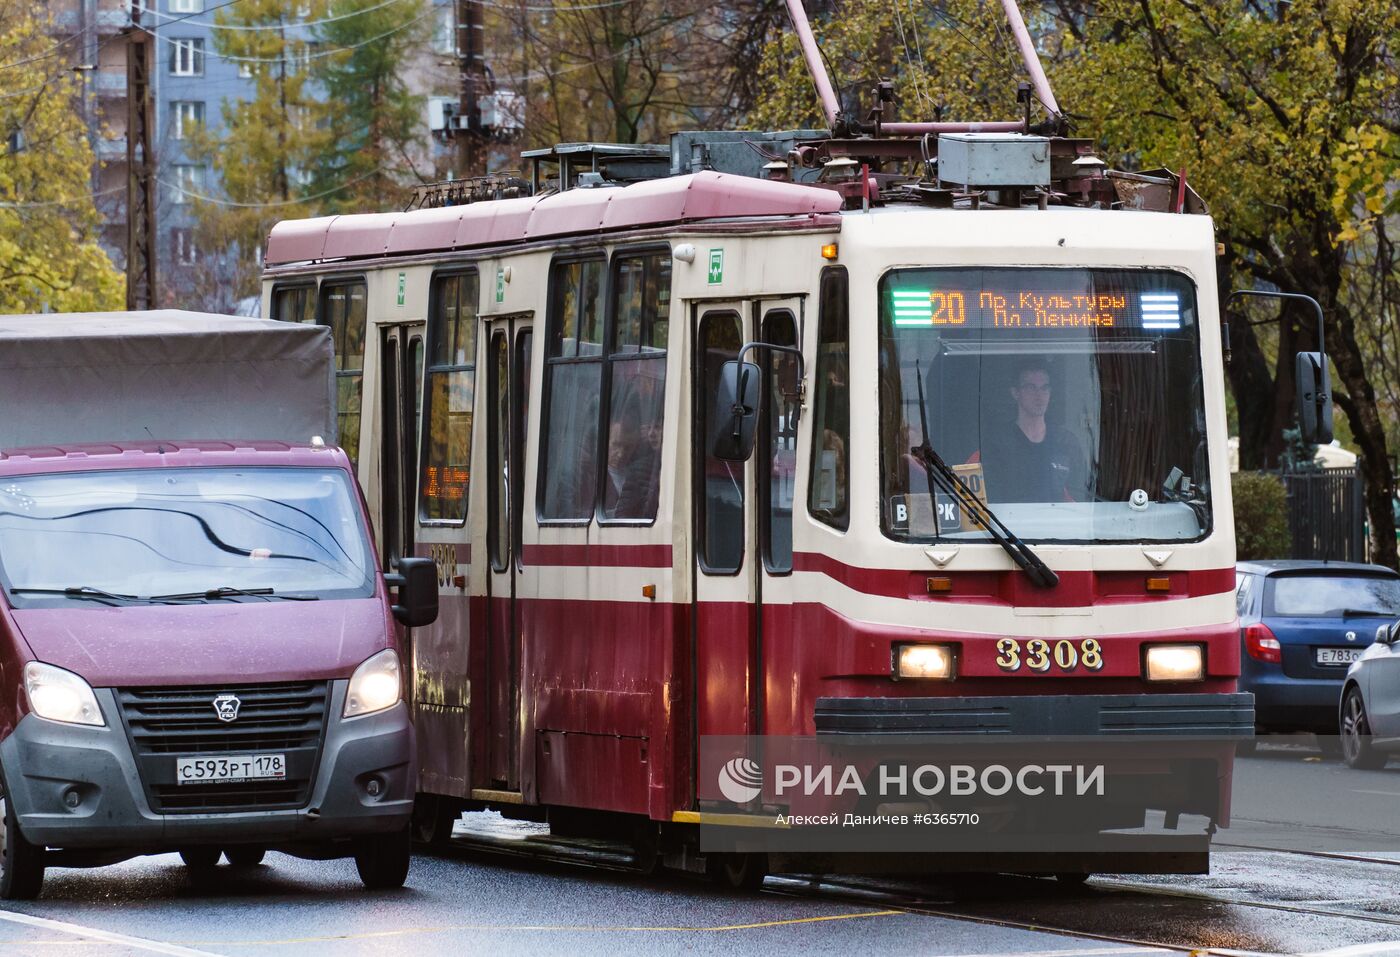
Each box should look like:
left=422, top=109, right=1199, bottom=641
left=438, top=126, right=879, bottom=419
left=385, top=556, right=438, bottom=627
left=1378, top=622, right=1400, bottom=645
left=1295, top=351, right=1333, bottom=445
left=711, top=359, right=761, bottom=462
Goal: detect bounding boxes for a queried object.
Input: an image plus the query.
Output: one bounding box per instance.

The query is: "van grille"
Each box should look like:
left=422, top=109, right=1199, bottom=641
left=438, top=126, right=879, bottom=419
left=117, top=682, right=328, bottom=814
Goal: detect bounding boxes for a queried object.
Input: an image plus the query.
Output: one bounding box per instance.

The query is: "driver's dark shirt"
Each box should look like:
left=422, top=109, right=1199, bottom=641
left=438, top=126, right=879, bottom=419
left=981, top=422, right=1087, bottom=503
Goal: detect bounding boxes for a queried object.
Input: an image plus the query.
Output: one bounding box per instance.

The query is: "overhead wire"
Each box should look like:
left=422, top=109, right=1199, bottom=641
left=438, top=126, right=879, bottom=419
left=133, top=0, right=415, bottom=31
left=143, top=5, right=439, bottom=63
left=156, top=166, right=387, bottom=207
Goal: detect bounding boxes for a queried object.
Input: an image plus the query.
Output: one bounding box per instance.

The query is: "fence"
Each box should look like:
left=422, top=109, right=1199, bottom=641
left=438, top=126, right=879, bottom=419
left=1284, top=466, right=1366, bottom=563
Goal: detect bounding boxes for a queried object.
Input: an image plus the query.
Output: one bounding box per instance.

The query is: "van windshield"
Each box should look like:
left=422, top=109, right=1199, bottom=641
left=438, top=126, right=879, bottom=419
left=0, top=467, right=373, bottom=605
left=878, top=267, right=1211, bottom=544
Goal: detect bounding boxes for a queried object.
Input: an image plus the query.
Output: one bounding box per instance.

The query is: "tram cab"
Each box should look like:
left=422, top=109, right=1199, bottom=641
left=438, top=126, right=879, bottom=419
left=261, top=133, right=1260, bottom=879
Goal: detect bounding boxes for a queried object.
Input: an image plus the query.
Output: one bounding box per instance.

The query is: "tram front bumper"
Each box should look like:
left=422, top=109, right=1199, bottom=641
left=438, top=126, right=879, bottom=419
left=813, top=692, right=1255, bottom=736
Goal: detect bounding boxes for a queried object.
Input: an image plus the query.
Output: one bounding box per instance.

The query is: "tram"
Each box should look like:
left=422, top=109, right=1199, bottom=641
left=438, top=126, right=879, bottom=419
left=257, top=2, right=1280, bottom=883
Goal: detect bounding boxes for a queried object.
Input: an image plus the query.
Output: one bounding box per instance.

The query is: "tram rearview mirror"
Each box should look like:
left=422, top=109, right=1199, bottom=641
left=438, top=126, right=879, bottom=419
left=712, top=360, right=761, bottom=461
left=1294, top=351, right=1333, bottom=446
left=386, top=556, right=439, bottom=628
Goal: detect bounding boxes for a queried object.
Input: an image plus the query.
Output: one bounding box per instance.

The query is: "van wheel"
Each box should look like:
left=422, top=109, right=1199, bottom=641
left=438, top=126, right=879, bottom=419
left=355, top=826, right=411, bottom=890
left=707, top=852, right=767, bottom=892
left=224, top=847, right=265, bottom=867
left=0, top=772, right=44, bottom=900
left=1341, top=688, right=1388, bottom=770
left=179, top=847, right=221, bottom=871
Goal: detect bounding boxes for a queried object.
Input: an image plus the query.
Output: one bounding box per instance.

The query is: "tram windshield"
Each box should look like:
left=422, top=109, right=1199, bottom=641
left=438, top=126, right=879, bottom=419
left=878, top=267, right=1211, bottom=544
left=0, top=467, right=374, bottom=605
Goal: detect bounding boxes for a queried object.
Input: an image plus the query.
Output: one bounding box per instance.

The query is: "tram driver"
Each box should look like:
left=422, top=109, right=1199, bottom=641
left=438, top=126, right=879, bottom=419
left=978, top=359, right=1090, bottom=504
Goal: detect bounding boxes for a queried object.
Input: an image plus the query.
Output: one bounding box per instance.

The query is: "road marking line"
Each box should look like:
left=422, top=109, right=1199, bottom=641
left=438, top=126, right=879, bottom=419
left=170, top=909, right=905, bottom=945
left=1299, top=943, right=1400, bottom=957
left=1349, top=789, right=1400, bottom=797
left=0, top=911, right=225, bottom=957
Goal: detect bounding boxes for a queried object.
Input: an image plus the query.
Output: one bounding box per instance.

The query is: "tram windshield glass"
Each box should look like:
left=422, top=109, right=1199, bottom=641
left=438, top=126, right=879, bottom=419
left=878, top=267, right=1211, bottom=544
left=0, top=467, right=374, bottom=604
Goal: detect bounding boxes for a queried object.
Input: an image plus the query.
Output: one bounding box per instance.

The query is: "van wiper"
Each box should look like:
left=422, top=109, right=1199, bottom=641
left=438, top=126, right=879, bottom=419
left=9, top=586, right=170, bottom=606
left=1337, top=607, right=1394, bottom=618
left=913, top=363, right=1059, bottom=590
left=147, top=586, right=318, bottom=601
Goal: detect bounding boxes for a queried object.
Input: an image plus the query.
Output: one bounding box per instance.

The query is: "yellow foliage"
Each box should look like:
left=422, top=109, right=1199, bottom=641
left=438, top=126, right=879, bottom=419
left=0, top=1, right=124, bottom=313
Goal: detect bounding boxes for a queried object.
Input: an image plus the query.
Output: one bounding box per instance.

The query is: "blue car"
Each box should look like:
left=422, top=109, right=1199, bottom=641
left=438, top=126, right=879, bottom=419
left=1236, top=561, right=1400, bottom=744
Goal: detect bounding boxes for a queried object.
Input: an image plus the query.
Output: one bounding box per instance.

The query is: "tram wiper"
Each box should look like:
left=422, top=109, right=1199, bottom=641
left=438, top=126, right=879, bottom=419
left=912, top=363, right=1059, bottom=590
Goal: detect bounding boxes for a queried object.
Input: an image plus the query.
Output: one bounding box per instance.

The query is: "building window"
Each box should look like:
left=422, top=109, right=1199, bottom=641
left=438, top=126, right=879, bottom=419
left=169, top=38, right=204, bottom=76
left=169, top=100, right=204, bottom=141
left=808, top=267, right=850, bottom=530
left=169, top=164, right=203, bottom=204
left=600, top=250, right=669, bottom=522
left=169, top=0, right=202, bottom=12
left=172, top=228, right=197, bottom=265
left=420, top=271, right=478, bottom=522
left=538, top=256, right=604, bottom=521
left=433, top=5, right=456, bottom=55
left=320, top=280, right=368, bottom=471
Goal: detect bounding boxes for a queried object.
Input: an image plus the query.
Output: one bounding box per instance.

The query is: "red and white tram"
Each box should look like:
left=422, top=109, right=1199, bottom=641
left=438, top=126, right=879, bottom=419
left=256, top=3, right=1288, bottom=882
left=260, top=140, right=1259, bottom=878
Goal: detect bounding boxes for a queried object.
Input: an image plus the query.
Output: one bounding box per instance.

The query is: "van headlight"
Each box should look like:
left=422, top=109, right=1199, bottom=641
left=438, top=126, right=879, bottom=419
left=1144, top=644, right=1204, bottom=682
left=24, top=662, right=105, bottom=727
left=344, top=649, right=401, bottom=718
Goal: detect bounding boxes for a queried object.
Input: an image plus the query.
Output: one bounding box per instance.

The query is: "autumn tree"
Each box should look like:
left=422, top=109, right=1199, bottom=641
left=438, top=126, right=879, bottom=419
left=497, top=0, right=787, bottom=149
left=1049, top=0, right=1400, bottom=566
left=189, top=0, right=330, bottom=303
left=308, top=0, right=429, bottom=212
left=0, top=0, right=123, bottom=312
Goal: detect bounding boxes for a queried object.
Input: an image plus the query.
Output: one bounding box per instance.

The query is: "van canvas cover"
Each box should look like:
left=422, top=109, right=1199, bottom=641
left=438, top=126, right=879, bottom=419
left=0, top=311, right=336, bottom=449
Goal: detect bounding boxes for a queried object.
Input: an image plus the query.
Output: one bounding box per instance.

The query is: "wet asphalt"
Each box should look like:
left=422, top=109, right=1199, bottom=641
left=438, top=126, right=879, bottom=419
left=1, top=740, right=1398, bottom=957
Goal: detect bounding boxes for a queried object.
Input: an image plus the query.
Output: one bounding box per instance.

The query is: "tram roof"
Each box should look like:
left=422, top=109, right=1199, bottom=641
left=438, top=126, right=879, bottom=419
left=264, top=170, right=844, bottom=266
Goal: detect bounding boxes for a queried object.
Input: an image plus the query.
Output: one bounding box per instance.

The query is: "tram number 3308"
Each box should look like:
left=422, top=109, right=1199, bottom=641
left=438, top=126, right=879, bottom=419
left=995, top=638, right=1104, bottom=673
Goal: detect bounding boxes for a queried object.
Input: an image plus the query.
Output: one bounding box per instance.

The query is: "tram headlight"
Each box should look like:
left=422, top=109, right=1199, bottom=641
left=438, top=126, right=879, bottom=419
left=1143, top=644, right=1204, bottom=682
left=24, top=661, right=105, bottom=727
left=344, top=649, right=401, bottom=718
left=895, top=644, right=955, bottom=680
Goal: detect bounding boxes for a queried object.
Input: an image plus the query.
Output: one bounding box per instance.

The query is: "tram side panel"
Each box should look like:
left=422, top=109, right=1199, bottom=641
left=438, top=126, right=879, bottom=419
left=513, top=243, right=689, bottom=819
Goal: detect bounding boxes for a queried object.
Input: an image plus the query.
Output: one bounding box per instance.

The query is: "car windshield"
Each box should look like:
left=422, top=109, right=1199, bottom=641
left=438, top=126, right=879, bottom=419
left=878, top=267, right=1211, bottom=544
left=1269, top=575, right=1400, bottom=618
left=0, top=467, right=373, bottom=604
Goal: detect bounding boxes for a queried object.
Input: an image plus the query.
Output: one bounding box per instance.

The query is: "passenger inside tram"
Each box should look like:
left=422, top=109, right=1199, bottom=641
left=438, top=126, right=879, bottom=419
left=976, top=359, right=1090, bottom=504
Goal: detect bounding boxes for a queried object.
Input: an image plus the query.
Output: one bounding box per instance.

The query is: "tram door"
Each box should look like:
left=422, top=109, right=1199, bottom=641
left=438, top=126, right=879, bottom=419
left=693, top=300, right=801, bottom=804
left=483, top=316, right=532, bottom=789
left=378, top=323, right=425, bottom=568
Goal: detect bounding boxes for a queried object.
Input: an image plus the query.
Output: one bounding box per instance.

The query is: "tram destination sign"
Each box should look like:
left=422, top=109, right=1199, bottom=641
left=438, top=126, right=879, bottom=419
left=886, top=269, right=1191, bottom=332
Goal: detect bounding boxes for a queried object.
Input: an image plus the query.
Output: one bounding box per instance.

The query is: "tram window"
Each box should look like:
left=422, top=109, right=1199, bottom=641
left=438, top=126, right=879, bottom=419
left=601, top=251, right=670, bottom=522
left=420, top=270, right=478, bottom=524
left=698, top=312, right=744, bottom=573
left=488, top=332, right=509, bottom=570
left=540, top=256, right=605, bottom=521
left=548, top=259, right=604, bottom=358
left=808, top=268, right=850, bottom=531
left=762, top=310, right=799, bottom=572
left=319, top=279, right=367, bottom=470
left=272, top=284, right=315, bottom=324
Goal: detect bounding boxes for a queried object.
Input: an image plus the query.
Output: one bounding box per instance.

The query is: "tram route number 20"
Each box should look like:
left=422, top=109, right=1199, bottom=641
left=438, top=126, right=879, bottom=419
left=995, top=638, right=1104, bottom=673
